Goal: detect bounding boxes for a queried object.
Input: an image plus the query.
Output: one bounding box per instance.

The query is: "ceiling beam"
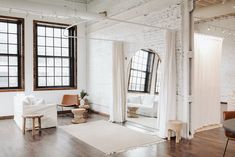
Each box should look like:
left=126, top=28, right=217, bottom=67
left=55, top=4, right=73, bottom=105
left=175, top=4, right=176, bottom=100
left=86, top=0, right=180, bottom=34
left=194, top=12, right=235, bottom=24
left=194, top=0, right=235, bottom=20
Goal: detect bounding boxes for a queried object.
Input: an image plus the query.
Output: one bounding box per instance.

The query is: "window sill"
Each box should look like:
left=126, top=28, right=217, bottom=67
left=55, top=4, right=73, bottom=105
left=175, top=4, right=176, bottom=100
left=34, top=87, right=77, bottom=91
left=127, top=90, right=150, bottom=94
left=0, top=88, right=24, bottom=92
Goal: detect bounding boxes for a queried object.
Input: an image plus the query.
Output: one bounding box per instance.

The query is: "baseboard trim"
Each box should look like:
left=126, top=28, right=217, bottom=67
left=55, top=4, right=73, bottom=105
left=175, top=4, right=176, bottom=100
left=90, top=109, right=109, bottom=117
left=58, top=110, right=72, bottom=114
left=0, top=115, right=14, bottom=120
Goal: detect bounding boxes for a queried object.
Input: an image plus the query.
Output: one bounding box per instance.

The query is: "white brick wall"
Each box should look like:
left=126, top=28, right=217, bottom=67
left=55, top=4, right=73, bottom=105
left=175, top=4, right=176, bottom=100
left=87, top=3, right=184, bottom=114
left=86, top=40, right=113, bottom=114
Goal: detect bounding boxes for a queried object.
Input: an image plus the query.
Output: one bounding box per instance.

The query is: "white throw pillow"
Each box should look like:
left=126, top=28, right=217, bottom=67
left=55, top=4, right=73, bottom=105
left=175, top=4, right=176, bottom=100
left=142, top=95, right=154, bottom=107
left=22, top=96, right=33, bottom=105
left=22, top=95, right=45, bottom=105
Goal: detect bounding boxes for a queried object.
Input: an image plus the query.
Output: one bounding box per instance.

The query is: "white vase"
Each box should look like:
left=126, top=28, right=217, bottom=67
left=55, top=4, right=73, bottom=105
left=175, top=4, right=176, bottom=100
left=80, top=99, right=85, bottom=107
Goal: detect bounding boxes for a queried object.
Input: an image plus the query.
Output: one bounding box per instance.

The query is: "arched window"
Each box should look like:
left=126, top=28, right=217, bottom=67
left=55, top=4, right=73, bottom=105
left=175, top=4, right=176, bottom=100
left=128, top=49, right=154, bottom=93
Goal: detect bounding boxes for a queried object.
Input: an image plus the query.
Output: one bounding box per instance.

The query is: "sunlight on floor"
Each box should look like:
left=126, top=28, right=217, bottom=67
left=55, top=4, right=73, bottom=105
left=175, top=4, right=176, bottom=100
left=127, top=116, right=158, bottom=129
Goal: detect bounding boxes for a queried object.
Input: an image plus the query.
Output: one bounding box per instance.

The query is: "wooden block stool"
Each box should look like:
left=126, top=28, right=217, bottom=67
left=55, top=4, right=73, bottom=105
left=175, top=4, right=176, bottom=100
left=167, top=120, right=183, bottom=143
left=127, top=106, right=139, bottom=118
left=71, top=108, right=86, bottom=124
left=22, top=114, right=43, bottom=136
left=80, top=104, right=90, bottom=118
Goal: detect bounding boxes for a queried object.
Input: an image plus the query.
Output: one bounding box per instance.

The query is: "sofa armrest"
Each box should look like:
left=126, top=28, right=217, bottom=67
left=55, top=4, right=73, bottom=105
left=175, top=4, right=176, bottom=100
left=23, top=104, right=57, bottom=115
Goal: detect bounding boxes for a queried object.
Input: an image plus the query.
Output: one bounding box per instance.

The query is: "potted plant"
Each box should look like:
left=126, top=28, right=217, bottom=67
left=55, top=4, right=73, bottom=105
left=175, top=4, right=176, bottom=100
left=80, top=90, right=88, bottom=106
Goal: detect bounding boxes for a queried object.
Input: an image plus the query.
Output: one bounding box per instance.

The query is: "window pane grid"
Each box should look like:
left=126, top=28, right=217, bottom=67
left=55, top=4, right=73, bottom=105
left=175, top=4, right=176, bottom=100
left=0, top=19, right=22, bottom=89
left=35, top=22, right=76, bottom=89
left=128, top=50, right=154, bottom=92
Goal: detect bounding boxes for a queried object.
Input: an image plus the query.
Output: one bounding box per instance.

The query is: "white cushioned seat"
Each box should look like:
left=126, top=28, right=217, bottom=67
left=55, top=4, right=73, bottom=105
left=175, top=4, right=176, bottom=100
left=14, top=94, right=57, bottom=130
left=127, top=95, right=158, bottom=117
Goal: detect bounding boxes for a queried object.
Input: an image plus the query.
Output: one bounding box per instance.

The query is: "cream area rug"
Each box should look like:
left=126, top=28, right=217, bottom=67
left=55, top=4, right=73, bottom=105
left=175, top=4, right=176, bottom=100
left=60, top=120, right=163, bottom=154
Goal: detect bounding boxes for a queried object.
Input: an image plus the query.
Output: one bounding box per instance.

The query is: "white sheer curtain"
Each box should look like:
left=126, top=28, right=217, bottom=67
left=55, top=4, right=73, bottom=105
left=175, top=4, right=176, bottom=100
left=192, top=33, right=223, bottom=134
left=158, top=31, right=177, bottom=138
left=109, top=41, right=126, bottom=122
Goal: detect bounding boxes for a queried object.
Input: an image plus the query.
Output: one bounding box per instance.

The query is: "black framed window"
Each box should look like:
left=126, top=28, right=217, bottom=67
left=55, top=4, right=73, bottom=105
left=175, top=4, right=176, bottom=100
left=128, top=49, right=154, bottom=93
left=34, top=21, right=77, bottom=90
left=0, top=16, right=24, bottom=91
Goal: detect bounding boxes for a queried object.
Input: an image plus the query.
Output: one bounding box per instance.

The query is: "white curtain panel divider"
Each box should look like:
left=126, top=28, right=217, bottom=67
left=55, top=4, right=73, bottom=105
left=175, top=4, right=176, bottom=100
left=192, top=33, right=223, bottom=135
left=110, top=41, right=126, bottom=122
left=158, top=31, right=177, bottom=138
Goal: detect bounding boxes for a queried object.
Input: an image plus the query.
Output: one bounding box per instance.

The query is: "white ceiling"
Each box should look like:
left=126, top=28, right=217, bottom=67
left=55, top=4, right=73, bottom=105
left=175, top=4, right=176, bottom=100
left=27, top=0, right=91, bottom=4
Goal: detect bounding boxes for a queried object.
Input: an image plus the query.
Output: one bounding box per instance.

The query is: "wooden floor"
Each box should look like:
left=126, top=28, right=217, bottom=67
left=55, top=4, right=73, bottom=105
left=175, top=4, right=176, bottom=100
left=0, top=113, right=234, bottom=157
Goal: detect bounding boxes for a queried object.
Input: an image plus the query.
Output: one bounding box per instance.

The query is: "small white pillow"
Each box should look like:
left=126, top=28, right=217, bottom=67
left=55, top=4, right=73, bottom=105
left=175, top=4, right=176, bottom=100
left=22, top=97, right=33, bottom=105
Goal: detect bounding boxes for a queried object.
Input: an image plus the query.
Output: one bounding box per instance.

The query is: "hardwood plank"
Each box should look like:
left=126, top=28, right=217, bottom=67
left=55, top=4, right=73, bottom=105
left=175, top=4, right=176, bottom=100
left=0, top=114, right=234, bottom=157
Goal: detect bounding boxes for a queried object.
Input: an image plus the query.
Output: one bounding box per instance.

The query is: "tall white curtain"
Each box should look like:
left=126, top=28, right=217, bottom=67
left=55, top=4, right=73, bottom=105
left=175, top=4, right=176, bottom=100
left=158, top=31, right=177, bottom=138
left=192, top=33, right=223, bottom=134
left=109, top=41, right=126, bottom=122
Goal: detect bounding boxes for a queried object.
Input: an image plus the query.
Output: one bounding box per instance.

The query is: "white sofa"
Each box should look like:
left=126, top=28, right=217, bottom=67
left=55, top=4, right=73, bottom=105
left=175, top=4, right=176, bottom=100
left=14, top=94, right=57, bottom=130
left=127, top=95, right=158, bottom=118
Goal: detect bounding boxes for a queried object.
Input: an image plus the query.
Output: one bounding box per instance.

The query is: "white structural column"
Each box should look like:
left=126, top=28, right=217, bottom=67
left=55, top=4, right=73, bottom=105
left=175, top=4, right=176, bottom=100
left=178, top=0, right=193, bottom=139
left=110, top=41, right=126, bottom=122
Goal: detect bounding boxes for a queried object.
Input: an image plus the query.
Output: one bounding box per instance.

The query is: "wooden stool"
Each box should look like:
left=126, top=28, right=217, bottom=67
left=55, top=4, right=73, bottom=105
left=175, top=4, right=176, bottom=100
left=127, top=106, right=139, bottom=118
left=71, top=108, right=86, bottom=124
left=22, top=114, right=43, bottom=136
left=167, top=120, right=183, bottom=143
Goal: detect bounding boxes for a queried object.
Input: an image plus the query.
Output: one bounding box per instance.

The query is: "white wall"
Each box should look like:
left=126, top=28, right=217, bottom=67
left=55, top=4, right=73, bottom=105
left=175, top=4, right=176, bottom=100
left=86, top=40, right=113, bottom=114
left=0, top=2, right=87, bottom=116
left=220, top=39, right=235, bottom=101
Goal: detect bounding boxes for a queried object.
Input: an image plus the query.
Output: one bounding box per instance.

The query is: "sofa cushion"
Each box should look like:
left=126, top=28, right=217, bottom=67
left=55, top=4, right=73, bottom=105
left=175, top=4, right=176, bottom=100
left=127, top=103, right=141, bottom=108
left=33, top=99, right=46, bottom=105
left=127, top=96, right=141, bottom=104
left=142, top=95, right=155, bottom=107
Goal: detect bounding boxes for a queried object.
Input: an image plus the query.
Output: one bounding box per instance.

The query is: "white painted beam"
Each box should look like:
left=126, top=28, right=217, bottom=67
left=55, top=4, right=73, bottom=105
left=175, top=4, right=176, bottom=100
left=87, top=0, right=180, bottom=34
left=194, top=0, right=235, bottom=20
left=0, top=0, right=86, bottom=17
